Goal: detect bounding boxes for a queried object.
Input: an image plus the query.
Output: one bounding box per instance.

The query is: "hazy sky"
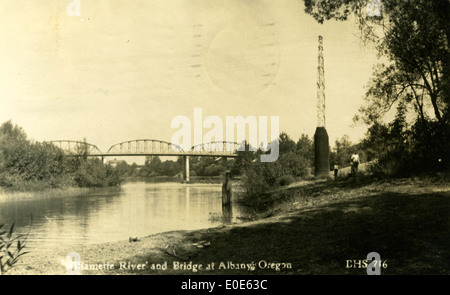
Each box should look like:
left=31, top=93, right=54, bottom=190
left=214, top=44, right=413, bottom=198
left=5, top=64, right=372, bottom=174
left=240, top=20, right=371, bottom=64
left=0, top=0, right=379, bottom=154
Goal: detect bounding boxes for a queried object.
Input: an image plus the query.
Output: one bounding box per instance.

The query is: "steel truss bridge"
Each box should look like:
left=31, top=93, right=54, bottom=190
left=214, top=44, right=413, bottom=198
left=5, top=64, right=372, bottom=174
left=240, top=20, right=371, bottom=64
left=47, top=139, right=242, bottom=181
left=48, top=139, right=240, bottom=157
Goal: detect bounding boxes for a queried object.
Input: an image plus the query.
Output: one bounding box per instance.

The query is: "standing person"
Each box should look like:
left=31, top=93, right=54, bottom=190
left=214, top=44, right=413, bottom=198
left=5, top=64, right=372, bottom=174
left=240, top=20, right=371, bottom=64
left=350, top=151, right=360, bottom=179
left=333, top=162, right=339, bottom=179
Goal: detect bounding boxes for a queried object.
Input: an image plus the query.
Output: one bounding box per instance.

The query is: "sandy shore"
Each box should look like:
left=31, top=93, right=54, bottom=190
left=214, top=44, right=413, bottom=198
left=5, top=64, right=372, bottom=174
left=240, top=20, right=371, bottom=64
left=5, top=176, right=450, bottom=275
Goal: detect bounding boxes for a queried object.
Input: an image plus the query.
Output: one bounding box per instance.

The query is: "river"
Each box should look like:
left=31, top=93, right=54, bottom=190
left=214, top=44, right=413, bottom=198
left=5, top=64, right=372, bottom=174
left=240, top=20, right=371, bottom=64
left=0, top=179, right=252, bottom=252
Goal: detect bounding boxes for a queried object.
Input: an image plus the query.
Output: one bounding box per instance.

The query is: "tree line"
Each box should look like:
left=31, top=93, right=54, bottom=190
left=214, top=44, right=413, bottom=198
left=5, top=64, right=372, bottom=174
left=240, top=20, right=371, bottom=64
left=112, top=155, right=235, bottom=178
left=234, top=133, right=367, bottom=201
left=0, top=121, right=120, bottom=190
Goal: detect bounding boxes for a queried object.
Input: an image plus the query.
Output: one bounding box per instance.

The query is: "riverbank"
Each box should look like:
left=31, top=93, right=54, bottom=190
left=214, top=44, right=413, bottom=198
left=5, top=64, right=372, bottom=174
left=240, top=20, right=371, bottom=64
left=0, top=175, right=222, bottom=202
left=5, top=176, right=450, bottom=275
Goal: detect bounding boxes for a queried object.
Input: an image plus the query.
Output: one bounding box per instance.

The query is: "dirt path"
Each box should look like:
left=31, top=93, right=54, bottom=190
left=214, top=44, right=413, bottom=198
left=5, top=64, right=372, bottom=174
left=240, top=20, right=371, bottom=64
left=6, top=177, right=450, bottom=275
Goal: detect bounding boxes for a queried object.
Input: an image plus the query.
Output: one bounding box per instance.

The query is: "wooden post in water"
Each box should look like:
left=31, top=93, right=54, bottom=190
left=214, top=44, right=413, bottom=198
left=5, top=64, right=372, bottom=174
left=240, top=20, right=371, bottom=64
left=222, top=171, right=232, bottom=205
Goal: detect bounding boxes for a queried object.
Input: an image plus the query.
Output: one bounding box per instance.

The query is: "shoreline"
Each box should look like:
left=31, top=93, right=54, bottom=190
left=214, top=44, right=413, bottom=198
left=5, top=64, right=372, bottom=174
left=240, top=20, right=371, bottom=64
left=0, top=186, right=92, bottom=202
left=5, top=176, right=450, bottom=275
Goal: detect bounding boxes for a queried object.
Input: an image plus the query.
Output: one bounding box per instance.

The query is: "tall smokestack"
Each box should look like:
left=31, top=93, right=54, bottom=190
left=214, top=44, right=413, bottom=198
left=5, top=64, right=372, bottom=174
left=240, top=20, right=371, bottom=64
left=314, top=35, right=330, bottom=178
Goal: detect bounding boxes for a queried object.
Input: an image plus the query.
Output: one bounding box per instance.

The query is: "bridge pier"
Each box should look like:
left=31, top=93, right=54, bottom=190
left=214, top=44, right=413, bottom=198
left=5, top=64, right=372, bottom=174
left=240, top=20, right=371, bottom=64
left=183, top=156, right=190, bottom=183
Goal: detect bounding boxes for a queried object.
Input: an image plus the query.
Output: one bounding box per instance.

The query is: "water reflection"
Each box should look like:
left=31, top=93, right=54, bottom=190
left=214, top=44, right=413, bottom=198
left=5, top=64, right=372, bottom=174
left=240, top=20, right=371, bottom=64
left=0, top=180, right=252, bottom=252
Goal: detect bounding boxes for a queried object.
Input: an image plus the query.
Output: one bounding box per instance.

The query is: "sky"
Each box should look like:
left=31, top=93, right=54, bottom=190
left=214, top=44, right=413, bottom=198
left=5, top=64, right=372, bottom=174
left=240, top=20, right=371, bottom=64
left=0, top=0, right=379, bottom=158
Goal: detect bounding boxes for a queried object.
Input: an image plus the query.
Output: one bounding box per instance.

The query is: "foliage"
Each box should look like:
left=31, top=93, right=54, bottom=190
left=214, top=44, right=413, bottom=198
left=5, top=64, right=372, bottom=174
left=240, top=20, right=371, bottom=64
left=239, top=133, right=314, bottom=202
left=361, top=104, right=450, bottom=176
left=191, top=157, right=227, bottom=177
left=239, top=162, right=274, bottom=201
left=330, top=135, right=353, bottom=168
left=132, top=155, right=234, bottom=178
left=73, top=159, right=120, bottom=187
left=329, top=135, right=365, bottom=170
left=113, top=160, right=138, bottom=177
left=0, top=121, right=120, bottom=190
left=296, top=134, right=314, bottom=167
left=0, top=223, right=29, bottom=275
left=0, top=121, right=73, bottom=189
left=408, top=119, right=450, bottom=173
left=230, top=142, right=257, bottom=176
left=135, top=156, right=182, bottom=177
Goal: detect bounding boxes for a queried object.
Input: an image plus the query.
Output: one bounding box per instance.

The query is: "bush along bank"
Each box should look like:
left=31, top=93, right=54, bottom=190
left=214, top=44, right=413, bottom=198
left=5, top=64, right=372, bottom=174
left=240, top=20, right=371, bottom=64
left=0, top=121, right=120, bottom=191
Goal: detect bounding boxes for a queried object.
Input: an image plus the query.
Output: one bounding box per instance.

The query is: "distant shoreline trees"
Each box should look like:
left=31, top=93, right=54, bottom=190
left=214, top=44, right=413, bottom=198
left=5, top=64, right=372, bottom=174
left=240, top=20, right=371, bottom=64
left=111, top=155, right=234, bottom=178
left=0, top=121, right=120, bottom=191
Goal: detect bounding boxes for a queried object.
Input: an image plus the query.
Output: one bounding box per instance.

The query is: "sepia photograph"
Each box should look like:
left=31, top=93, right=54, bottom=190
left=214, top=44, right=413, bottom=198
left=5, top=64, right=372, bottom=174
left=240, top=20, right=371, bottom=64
left=0, top=0, right=449, bottom=282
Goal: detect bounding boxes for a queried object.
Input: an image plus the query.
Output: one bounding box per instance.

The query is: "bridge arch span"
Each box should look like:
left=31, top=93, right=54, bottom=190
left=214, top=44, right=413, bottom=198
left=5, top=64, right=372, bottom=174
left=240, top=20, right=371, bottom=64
left=48, top=140, right=103, bottom=155
left=106, top=139, right=184, bottom=155
left=188, top=141, right=239, bottom=156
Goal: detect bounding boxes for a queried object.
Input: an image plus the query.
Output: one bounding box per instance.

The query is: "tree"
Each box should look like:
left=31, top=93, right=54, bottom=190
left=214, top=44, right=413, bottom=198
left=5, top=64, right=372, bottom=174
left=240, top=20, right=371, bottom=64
left=0, top=121, right=70, bottom=188
left=361, top=103, right=412, bottom=175
left=231, top=141, right=257, bottom=176
left=130, top=162, right=139, bottom=175
left=0, top=121, right=122, bottom=189
left=75, top=138, right=90, bottom=161
left=114, top=161, right=133, bottom=176
left=160, top=160, right=182, bottom=176
left=0, top=121, right=27, bottom=142
left=333, top=135, right=353, bottom=167
left=146, top=156, right=162, bottom=175
left=279, top=132, right=297, bottom=154
left=73, top=158, right=120, bottom=187
left=296, top=134, right=313, bottom=161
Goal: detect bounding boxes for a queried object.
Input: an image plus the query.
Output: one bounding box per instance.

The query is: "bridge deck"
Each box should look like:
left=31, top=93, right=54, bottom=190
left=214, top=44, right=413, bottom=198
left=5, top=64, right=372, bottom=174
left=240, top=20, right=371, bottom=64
left=69, top=153, right=239, bottom=158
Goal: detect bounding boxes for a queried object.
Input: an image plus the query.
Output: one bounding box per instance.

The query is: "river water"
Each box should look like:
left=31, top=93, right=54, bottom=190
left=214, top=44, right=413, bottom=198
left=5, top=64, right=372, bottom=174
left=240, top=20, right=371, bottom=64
left=0, top=179, right=251, bottom=252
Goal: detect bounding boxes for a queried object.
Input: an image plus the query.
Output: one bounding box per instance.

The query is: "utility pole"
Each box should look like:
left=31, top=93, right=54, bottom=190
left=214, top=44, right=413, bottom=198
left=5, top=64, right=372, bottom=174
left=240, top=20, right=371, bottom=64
left=314, top=35, right=330, bottom=178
